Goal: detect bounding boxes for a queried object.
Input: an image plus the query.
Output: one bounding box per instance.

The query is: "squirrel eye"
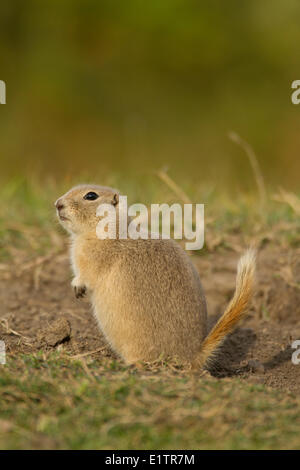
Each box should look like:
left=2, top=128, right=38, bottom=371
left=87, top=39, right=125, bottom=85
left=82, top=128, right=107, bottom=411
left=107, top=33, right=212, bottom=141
left=83, top=192, right=99, bottom=201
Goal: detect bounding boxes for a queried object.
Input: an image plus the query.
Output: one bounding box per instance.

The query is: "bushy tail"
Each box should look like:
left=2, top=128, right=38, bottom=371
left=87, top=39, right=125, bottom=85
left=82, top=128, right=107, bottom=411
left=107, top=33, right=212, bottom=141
left=192, top=249, right=256, bottom=369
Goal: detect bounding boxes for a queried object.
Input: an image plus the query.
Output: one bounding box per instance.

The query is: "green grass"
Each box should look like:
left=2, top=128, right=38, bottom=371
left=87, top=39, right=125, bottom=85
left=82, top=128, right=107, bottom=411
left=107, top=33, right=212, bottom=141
left=1, top=352, right=300, bottom=449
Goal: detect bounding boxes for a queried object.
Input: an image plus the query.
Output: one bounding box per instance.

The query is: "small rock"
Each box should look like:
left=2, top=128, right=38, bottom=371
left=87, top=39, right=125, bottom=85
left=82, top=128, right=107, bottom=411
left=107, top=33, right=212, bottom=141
left=248, top=359, right=265, bottom=374
left=37, top=317, right=71, bottom=348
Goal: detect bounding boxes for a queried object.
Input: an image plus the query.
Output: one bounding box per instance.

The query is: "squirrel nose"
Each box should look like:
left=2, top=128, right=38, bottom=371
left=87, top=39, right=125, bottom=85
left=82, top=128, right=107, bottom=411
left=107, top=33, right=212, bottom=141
left=55, top=199, right=64, bottom=211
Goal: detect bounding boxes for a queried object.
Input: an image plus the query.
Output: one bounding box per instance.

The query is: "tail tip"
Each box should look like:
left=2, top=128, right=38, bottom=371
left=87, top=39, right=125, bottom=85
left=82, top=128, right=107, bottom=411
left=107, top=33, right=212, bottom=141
left=238, top=247, right=256, bottom=272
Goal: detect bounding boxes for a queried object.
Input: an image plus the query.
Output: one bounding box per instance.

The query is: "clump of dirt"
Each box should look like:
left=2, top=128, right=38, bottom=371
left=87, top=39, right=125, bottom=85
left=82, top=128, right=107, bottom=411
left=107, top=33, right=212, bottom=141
left=36, top=317, right=71, bottom=348
left=0, top=244, right=299, bottom=391
left=247, top=359, right=265, bottom=374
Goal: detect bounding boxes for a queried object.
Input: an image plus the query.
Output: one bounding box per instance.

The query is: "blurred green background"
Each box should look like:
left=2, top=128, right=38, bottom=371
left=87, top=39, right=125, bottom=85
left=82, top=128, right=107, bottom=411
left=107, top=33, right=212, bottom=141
left=1, top=0, right=300, bottom=191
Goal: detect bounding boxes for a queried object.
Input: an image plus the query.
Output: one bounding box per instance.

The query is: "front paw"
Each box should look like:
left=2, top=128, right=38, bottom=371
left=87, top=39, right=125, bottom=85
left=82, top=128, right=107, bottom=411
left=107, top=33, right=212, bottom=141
left=74, top=284, right=86, bottom=299
left=72, top=278, right=87, bottom=299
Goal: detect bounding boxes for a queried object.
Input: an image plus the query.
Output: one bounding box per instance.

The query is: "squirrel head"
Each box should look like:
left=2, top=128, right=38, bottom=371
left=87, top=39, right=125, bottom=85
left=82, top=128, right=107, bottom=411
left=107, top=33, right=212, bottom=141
left=55, top=184, right=119, bottom=235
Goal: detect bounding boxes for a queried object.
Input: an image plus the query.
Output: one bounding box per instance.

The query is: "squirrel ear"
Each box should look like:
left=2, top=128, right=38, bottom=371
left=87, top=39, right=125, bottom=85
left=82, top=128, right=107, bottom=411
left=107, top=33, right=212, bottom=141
left=112, top=193, right=119, bottom=206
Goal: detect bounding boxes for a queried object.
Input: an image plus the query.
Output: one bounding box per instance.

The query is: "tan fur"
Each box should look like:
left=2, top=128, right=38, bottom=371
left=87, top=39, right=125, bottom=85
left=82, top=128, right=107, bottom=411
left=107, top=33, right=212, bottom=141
left=55, top=184, right=256, bottom=368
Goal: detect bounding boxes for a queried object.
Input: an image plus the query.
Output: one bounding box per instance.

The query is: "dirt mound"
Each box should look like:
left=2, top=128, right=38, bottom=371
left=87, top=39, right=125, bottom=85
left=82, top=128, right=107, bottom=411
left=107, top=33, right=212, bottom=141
left=0, top=245, right=299, bottom=391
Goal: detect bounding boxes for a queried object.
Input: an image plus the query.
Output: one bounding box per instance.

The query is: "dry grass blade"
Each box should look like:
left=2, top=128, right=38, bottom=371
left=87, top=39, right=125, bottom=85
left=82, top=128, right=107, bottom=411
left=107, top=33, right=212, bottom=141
left=70, top=340, right=97, bottom=381
left=18, top=251, right=64, bottom=276
left=20, top=254, right=54, bottom=273
left=70, top=347, right=106, bottom=359
left=0, top=318, right=32, bottom=343
left=273, top=188, right=300, bottom=216
left=228, top=132, right=267, bottom=210
left=157, top=168, right=192, bottom=204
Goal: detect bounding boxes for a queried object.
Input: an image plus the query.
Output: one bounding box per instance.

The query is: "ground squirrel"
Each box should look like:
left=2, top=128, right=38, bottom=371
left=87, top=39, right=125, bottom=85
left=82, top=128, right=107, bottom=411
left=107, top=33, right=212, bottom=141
left=55, top=184, right=256, bottom=368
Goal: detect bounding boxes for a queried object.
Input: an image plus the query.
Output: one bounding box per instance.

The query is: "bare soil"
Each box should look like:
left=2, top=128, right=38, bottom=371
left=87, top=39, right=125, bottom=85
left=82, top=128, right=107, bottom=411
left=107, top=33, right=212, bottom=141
left=1, top=244, right=300, bottom=392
